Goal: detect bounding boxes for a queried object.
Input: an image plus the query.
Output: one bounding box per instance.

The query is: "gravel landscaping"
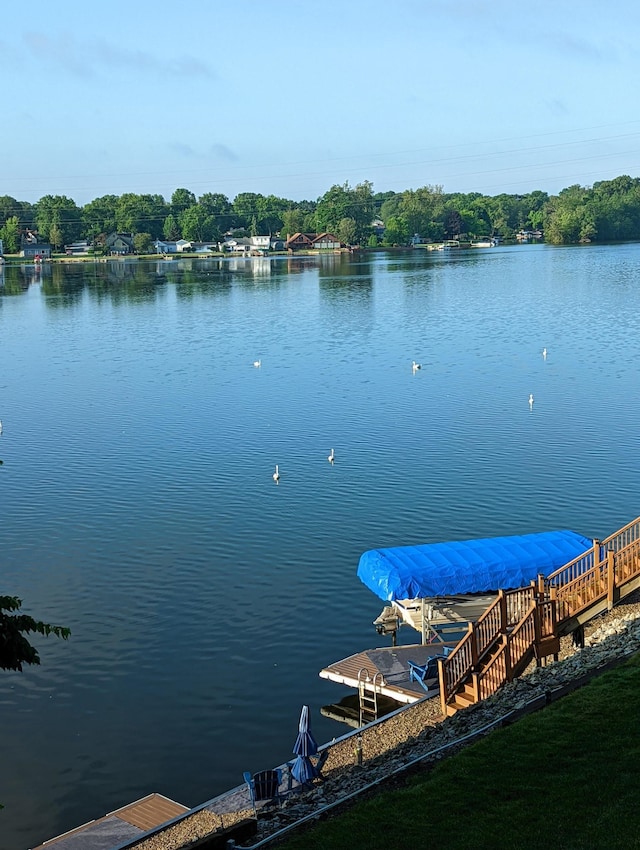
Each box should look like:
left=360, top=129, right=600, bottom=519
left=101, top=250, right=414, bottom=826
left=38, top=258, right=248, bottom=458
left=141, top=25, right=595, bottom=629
left=133, top=593, right=640, bottom=849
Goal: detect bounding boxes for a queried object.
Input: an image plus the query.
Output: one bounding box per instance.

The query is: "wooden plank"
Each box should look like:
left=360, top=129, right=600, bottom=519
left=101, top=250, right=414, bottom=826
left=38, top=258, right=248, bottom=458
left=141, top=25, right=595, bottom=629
left=116, top=793, right=189, bottom=830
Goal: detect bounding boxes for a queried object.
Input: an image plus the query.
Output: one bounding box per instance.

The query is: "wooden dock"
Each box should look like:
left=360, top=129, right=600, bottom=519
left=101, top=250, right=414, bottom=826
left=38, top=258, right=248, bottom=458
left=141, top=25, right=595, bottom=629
left=31, top=793, right=189, bottom=850
left=319, top=643, right=457, bottom=707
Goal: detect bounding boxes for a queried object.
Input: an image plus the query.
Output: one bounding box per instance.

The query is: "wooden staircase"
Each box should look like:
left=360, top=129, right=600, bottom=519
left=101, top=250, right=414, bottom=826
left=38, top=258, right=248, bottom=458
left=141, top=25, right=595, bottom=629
left=439, top=516, right=640, bottom=717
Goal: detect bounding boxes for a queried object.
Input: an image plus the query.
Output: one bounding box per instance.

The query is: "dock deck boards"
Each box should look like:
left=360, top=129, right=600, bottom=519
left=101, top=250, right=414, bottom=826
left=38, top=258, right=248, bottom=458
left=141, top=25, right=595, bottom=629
left=32, top=793, right=189, bottom=850
left=319, top=643, right=456, bottom=704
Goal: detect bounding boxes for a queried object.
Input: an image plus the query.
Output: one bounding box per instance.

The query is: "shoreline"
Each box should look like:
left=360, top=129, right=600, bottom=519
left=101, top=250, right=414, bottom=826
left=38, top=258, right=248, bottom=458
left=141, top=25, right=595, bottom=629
left=131, top=594, right=640, bottom=849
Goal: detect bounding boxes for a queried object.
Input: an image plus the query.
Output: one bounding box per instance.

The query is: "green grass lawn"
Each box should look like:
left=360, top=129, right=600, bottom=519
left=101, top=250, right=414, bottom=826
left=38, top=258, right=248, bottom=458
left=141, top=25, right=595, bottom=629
left=278, top=654, right=640, bottom=850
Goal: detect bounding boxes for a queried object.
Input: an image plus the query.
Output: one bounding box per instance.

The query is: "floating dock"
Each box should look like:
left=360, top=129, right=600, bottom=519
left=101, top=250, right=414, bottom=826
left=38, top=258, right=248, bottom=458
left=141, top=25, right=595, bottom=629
left=31, top=793, right=189, bottom=850
left=319, top=642, right=457, bottom=710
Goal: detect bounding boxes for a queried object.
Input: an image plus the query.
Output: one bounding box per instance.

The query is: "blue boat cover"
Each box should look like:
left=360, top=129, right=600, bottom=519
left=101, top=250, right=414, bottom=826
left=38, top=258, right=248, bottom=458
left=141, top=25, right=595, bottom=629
left=357, top=530, right=593, bottom=601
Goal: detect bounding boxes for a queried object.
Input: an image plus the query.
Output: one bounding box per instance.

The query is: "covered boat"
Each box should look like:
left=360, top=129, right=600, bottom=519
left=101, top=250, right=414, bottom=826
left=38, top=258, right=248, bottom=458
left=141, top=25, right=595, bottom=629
left=358, top=529, right=593, bottom=643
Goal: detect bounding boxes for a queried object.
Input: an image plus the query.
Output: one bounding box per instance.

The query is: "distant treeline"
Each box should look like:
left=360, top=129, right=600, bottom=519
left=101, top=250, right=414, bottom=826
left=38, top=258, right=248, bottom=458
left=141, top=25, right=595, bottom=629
left=2, top=175, right=640, bottom=252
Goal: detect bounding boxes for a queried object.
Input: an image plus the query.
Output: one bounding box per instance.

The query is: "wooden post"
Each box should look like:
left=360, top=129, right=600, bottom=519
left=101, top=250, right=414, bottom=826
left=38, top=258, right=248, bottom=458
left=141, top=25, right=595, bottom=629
left=607, top=549, right=616, bottom=610
left=469, top=621, right=479, bottom=669
left=503, top=633, right=512, bottom=682
left=593, top=538, right=601, bottom=569
left=533, top=603, right=542, bottom=666
left=437, top=657, right=447, bottom=716
left=471, top=671, right=480, bottom=703
left=499, top=589, right=507, bottom=632
left=537, top=573, right=546, bottom=599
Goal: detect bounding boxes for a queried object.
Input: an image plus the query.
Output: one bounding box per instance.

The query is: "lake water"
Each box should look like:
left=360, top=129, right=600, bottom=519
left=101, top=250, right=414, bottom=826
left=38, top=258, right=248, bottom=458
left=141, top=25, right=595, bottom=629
left=1, top=244, right=639, bottom=850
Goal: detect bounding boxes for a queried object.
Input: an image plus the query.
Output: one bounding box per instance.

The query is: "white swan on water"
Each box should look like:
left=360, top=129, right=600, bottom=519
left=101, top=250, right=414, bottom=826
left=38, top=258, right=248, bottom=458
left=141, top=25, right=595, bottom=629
left=273, top=464, right=280, bottom=482
left=253, top=359, right=261, bottom=368
left=542, top=348, right=547, bottom=359
left=529, top=393, right=534, bottom=408
left=412, top=360, right=421, bottom=371
left=328, top=448, right=335, bottom=463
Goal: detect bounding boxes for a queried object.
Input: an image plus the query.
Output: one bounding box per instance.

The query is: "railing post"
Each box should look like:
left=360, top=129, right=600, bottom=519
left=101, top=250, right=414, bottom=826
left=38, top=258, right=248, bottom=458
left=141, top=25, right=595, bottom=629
left=533, top=602, right=542, bottom=665
left=438, top=657, right=447, bottom=717
left=537, top=573, right=546, bottom=599
left=503, top=633, right=512, bottom=682
left=471, top=671, right=480, bottom=702
left=468, top=621, right=478, bottom=669
left=593, top=538, right=601, bottom=568
left=607, top=549, right=616, bottom=610
left=499, top=589, right=507, bottom=633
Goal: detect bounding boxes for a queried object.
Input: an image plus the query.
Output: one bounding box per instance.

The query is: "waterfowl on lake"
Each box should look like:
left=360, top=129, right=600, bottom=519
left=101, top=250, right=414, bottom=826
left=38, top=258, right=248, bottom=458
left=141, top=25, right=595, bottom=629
left=273, top=464, right=280, bottom=482
left=529, top=393, right=534, bottom=407
left=253, top=359, right=261, bottom=368
left=328, top=448, right=335, bottom=463
left=542, top=348, right=547, bottom=359
left=412, top=361, right=421, bottom=371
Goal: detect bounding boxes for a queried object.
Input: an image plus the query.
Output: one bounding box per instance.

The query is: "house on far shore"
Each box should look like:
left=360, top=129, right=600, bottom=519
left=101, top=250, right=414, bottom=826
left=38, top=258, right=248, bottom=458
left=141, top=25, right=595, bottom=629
left=285, top=232, right=344, bottom=251
left=219, top=235, right=271, bottom=255
left=105, top=233, right=135, bottom=255
left=65, top=240, right=92, bottom=256
left=153, top=239, right=191, bottom=253
left=20, top=232, right=52, bottom=259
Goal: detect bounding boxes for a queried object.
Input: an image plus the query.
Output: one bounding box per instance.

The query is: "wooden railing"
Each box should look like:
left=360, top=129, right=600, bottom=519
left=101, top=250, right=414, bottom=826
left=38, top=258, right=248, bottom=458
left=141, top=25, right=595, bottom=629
left=439, top=515, right=640, bottom=716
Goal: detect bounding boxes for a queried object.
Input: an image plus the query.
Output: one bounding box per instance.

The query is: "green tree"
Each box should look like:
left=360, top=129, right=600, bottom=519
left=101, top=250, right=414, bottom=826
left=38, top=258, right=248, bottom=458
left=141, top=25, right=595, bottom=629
left=280, top=208, right=307, bottom=238
left=198, top=193, right=234, bottom=237
left=171, top=188, right=197, bottom=218
left=115, top=194, right=168, bottom=237
left=0, top=215, right=20, bottom=253
left=0, top=595, right=70, bottom=672
left=133, top=232, right=152, bottom=253
left=81, top=195, right=118, bottom=240
left=0, top=195, right=21, bottom=228
left=179, top=205, right=210, bottom=241
left=381, top=214, right=409, bottom=245
left=337, top=217, right=357, bottom=246
left=163, top=214, right=180, bottom=241
left=49, top=219, right=63, bottom=250
left=35, top=195, right=82, bottom=246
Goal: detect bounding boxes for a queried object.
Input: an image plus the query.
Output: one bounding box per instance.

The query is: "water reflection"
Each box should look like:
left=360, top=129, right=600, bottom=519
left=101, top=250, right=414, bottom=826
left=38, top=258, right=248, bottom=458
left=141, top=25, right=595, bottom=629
left=3, top=246, right=640, bottom=850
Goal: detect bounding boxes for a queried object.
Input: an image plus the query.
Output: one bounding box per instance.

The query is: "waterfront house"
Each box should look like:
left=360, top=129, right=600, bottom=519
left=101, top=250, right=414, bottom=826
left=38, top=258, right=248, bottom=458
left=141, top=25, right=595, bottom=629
left=311, top=232, right=343, bottom=250
left=20, top=233, right=52, bottom=259
left=219, top=236, right=271, bottom=254
left=153, top=239, right=177, bottom=254
left=105, top=233, right=135, bottom=255
left=286, top=232, right=344, bottom=251
left=285, top=232, right=314, bottom=251
left=65, top=240, right=92, bottom=256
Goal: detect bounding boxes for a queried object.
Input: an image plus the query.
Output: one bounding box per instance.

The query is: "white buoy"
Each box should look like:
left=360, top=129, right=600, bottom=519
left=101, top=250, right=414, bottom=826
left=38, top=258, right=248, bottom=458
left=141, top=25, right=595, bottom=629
left=529, top=393, right=534, bottom=408
left=328, top=448, right=335, bottom=463
left=273, top=464, right=280, bottom=482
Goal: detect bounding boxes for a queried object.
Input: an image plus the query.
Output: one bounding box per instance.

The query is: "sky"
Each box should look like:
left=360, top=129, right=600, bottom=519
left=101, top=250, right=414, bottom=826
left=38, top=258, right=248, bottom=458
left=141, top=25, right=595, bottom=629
left=3, top=0, right=640, bottom=206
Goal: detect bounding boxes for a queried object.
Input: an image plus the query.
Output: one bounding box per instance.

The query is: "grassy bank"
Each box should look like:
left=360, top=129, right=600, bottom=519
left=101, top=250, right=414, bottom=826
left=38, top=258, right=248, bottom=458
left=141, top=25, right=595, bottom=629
left=278, top=654, right=640, bottom=850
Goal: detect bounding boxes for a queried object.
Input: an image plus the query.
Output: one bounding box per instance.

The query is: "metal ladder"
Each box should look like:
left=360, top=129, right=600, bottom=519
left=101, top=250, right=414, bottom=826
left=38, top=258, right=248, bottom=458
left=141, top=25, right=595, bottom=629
left=357, top=667, right=384, bottom=726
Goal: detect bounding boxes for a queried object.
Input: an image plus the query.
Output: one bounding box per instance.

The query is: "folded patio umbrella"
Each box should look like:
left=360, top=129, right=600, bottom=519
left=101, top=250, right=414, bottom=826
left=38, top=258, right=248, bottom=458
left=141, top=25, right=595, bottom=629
left=293, top=704, right=318, bottom=757
left=290, top=754, right=319, bottom=785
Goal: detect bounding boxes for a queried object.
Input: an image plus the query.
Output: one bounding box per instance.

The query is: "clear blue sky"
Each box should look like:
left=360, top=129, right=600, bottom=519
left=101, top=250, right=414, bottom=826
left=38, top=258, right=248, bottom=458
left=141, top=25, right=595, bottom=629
left=3, top=0, right=640, bottom=205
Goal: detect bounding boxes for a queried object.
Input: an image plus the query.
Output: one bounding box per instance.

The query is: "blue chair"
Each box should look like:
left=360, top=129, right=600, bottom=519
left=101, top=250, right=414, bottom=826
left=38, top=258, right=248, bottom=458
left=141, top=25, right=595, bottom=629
left=407, top=654, right=444, bottom=693
left=243, top=768, right=283, bottom=816
left=314, top=748, right=329, bottom=778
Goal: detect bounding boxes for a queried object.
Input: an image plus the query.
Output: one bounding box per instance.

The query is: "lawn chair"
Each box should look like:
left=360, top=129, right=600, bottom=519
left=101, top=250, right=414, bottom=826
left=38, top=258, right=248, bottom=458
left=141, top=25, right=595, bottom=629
left=314, top=748, right=329, bottom=779
left=407, top=654, right=444, bottom=694
left=243, top=768, right=283, bottom=817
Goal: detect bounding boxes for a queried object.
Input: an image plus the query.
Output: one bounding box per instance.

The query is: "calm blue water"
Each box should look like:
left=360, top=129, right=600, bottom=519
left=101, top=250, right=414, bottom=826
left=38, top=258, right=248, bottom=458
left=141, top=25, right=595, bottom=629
left=1, top=244, right=639, bottom=849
